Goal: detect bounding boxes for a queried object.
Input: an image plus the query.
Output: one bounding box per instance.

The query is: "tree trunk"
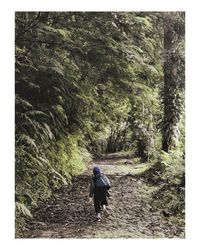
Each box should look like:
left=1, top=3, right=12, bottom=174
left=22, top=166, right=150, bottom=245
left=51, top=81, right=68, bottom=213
left=162, top=12, right=184, bottom=152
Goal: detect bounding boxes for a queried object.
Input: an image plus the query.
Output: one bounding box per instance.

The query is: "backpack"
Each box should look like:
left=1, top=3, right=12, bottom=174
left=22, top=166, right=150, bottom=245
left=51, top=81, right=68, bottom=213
left=94, top=174, right=111, bottom=191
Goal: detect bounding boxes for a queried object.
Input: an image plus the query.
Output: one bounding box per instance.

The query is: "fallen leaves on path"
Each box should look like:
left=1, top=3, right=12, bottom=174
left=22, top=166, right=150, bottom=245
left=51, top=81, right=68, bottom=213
left=21, top=154, right=185, bottom=238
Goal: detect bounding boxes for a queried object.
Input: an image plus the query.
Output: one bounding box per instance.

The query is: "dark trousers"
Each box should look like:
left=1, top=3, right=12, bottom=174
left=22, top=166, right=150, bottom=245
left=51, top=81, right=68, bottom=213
left=94, top=191, right=108, bottom=214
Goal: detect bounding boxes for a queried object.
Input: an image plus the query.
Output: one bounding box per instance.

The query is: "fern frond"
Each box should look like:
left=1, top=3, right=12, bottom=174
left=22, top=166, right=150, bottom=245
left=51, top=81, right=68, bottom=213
left=43, top=122, right=54, bottom=140
left=19, top=134, right=37, bottom=149
left=16, top=96, right=33, bottom=110
left=25, top=110, right=49, bottom=118
left=37, top=156, right=51, bottom=166
left=15, top=202, right=33, bottom=218
left=52, top=168, right=67, bottom=185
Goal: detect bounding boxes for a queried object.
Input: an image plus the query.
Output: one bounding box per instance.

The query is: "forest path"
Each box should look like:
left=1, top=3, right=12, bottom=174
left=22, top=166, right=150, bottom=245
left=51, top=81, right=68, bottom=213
left=22, top=153, right=184, bottom=238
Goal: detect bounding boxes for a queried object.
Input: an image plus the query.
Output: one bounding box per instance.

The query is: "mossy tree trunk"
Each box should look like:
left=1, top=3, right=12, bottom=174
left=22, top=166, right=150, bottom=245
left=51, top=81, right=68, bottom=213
left=162, top=12, right=185, bottom=152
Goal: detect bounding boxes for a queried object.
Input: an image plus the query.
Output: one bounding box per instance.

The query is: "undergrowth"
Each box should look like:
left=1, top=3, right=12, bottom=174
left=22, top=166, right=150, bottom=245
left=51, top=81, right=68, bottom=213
left=139, top=149, right=185, bottom=216
left=15, top=133, right=91, bottom=237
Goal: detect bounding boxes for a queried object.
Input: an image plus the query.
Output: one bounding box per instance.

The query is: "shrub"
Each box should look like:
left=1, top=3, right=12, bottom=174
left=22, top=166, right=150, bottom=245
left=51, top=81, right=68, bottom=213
left=15, top=133, right=91, bottom=236
left=142, top=149, right=185, bottom=215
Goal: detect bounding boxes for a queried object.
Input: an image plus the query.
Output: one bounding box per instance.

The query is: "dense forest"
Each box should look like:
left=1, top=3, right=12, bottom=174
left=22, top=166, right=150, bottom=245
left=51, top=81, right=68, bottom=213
left=15, top=12, right=185, bottom=238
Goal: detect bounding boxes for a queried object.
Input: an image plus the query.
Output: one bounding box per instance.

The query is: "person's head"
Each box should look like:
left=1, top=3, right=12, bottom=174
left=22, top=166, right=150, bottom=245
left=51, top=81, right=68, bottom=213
left=93, top=166, right=101, bottom=175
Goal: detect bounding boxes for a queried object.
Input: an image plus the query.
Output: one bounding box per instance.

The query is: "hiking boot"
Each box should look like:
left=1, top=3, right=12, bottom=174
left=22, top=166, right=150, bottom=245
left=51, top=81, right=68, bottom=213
left=102, top=206, right=109, bottom=217
left=96, top=213, right=101, bottom=221
left=102, top=205, right=107, bottom=211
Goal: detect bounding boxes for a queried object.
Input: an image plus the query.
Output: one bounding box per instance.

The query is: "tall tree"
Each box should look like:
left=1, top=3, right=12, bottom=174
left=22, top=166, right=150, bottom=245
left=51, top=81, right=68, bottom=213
left=162, top=12, right=185, bottom=152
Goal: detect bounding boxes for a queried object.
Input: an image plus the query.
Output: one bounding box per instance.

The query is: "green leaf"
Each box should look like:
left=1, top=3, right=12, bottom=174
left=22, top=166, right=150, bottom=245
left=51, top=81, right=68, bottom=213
left=15, top=202, right=33, bottom=218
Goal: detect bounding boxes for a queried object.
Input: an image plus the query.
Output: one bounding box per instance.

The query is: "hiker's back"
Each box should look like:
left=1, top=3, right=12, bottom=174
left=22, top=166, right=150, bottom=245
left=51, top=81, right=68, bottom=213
left=94, top=173, right=111, bottom=191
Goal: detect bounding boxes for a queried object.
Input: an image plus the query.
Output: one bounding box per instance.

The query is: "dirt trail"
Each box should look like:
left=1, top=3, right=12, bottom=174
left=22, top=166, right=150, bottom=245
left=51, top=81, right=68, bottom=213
left=21, top=153, right=184, bottom=238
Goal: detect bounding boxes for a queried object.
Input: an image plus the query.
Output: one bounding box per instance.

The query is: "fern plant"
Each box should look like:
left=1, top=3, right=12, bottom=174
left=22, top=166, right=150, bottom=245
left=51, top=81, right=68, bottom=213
left=15, top=202, right=33, bottom=218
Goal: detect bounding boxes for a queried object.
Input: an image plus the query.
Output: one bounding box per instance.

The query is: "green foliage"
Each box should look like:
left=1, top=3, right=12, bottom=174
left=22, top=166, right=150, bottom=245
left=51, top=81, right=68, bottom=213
left=138, top=148, right=185, bottom=215
left=128, top=85, right=161, bottom=160
left=150, top=178, right=185, bottom=216
left=47, top=135, right=91, bottom=189
left=15, top=144, right=52, bottom=207
left=15, top=134, right=91, bottom=206
left=141, top=149, right=184, bottom=185
left=15, top=202, right=33, bottom=237
left=16, top=202, right=33, bottom=218
left=157, top=150, right=184, bottom=183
